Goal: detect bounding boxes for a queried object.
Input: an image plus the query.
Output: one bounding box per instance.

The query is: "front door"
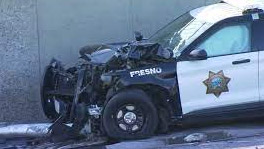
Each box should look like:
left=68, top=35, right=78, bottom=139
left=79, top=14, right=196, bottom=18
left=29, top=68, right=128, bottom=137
left=177, top=21, right=259, bottom=114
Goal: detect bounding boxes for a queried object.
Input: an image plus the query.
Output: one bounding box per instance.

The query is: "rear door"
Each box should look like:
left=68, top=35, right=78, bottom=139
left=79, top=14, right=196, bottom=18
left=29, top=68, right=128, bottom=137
left=177, top=17, right=259, bottom=115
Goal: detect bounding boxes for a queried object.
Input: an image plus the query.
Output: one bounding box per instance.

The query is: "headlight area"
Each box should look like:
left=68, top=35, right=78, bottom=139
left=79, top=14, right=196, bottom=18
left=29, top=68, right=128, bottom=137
left=100, top=74, right=113, bottom=86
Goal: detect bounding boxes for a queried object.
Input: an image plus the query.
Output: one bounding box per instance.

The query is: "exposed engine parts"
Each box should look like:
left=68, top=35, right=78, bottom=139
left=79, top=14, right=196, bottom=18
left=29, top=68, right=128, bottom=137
left=41, top=41, right=177, bottom=139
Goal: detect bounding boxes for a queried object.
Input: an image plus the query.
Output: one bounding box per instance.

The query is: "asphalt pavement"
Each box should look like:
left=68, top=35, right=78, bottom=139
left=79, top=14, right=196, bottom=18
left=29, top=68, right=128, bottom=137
left=1, top=122, right=264, bottom=148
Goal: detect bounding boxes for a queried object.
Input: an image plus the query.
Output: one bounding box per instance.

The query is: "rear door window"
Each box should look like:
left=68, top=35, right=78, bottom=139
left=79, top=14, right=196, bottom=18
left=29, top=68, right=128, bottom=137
left=252, top=19, right=264, bottom=51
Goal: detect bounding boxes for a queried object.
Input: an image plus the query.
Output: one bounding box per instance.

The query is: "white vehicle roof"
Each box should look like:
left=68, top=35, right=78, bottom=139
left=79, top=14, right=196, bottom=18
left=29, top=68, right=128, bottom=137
left=190, top=0, right=264, bottom=24
left=224, top=0, right=264, bottom=10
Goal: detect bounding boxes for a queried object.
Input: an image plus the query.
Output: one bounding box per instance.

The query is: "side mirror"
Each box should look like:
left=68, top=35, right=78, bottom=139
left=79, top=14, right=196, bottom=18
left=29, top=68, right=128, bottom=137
left=188, top=49, right=207, bottom=60
left=134, top=31, right=143, bottom=41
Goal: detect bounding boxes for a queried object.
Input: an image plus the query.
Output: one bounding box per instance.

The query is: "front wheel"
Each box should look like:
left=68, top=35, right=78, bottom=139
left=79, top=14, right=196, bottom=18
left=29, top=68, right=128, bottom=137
left=103, top=89, right=158, bottom=140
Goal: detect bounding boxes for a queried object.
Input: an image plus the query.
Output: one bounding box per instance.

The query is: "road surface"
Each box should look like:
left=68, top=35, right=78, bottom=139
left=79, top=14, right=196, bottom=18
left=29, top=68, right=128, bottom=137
left=2, top=121, right=264, bottom=148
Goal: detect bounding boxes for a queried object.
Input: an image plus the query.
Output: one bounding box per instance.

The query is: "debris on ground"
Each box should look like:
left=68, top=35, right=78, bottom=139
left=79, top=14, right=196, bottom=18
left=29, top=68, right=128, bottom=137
left=183, top=133, right=207, bottom=143
left=0, top=123, right=51, bottom=138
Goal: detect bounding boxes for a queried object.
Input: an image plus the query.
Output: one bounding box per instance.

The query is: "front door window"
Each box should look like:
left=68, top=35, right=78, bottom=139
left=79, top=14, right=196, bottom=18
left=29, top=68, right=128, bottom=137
left=196, top=24, right=251, bottom=57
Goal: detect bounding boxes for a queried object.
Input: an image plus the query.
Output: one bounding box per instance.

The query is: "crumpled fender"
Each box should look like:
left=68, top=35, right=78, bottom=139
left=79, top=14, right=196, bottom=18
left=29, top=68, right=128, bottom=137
left=111, top=62, right=178, bottom=95
left=105, top=61, right=182, bottom=118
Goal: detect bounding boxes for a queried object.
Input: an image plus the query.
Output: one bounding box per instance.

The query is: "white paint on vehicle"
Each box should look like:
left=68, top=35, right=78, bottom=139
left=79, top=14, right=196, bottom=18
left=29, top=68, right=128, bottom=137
left=190, top=0, right=264, bottom=24
left=223, top=0, right=264, bottom=10
left=178, top=52, right=259, bottom=114
left=190, top=3, right=242, bottom=24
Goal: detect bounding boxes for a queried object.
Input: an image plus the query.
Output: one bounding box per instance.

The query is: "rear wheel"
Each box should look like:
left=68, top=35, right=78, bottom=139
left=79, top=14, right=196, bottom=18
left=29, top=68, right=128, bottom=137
left=103, top=89, right=158, bottom=140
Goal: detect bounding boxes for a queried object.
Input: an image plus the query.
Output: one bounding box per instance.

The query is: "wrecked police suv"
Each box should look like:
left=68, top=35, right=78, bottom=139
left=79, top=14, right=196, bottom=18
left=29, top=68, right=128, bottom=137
left=41, top=0, right=264, bottom=140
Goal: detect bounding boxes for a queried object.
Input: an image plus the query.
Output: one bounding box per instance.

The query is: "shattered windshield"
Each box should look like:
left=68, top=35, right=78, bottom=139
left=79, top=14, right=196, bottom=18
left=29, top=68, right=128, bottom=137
left=149, top=13, right=206, bottom=55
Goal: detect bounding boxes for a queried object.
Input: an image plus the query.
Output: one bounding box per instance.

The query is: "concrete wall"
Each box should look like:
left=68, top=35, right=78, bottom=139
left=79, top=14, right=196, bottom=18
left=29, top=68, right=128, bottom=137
left=0, top=0, right=45, bottom=122
left=0, top=0, right=219, bottom=122
left=38, top=0, right=220, bottom=70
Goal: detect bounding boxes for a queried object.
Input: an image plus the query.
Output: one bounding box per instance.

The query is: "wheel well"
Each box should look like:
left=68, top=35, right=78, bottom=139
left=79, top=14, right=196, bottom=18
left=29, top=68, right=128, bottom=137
left=104, top=85, right=180, bottom=133
left=108, top=85, right=176, bottom=121
left=107, top=85, right=170, bottom=105
left=139, top=85, right=171, bottom=109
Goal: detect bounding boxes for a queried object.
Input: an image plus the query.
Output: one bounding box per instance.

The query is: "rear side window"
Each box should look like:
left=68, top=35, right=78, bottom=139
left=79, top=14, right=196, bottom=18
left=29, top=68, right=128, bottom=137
left=252, top=20, right=264, bottom=51
left=195, top=23, right=251, bottom=57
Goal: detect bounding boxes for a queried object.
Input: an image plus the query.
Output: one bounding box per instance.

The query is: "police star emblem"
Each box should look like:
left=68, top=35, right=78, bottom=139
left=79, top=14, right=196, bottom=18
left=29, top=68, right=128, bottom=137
left=203, top=70, right=231, bottom=98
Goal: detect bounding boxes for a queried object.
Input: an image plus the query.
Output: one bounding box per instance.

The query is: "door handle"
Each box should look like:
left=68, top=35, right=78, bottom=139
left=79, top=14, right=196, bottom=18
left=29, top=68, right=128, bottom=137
left=232, top=59, right=251, bottom=65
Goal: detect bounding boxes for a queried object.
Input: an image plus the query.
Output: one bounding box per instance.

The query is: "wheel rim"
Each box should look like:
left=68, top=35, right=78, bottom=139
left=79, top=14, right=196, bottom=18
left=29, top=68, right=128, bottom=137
left=115, top=104, right=145, bottom=133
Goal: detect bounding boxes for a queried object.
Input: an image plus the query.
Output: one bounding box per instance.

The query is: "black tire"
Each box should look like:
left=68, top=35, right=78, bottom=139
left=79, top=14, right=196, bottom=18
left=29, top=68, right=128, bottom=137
left=103, top=89, right=158, bottom=140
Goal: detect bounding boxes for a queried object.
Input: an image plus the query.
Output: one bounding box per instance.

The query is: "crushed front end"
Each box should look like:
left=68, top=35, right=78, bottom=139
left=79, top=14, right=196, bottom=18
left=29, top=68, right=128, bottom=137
left=41, top=42, right=175, bottom=138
